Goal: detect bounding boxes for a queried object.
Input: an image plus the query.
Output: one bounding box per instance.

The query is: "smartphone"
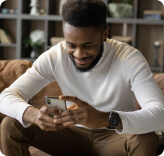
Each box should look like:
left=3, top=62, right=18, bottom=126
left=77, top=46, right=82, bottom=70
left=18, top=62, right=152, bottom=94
left=45, top=96, right=67, bottom=110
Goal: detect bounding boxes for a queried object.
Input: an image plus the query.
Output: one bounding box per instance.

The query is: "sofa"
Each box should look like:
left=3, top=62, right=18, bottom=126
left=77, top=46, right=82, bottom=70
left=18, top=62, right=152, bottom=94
left=0, top=59, right=164, bottom=155
left=0, top=60, right=62, bottom=155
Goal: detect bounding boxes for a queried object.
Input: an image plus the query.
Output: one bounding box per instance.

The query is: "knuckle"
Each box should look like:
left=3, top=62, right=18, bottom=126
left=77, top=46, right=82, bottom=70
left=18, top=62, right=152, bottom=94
left=68, top=115, right=73, bottom=120
left=63, top=122, right=68, bottom=126
left=42, top=127, right=46, bottom=131
left=59, top=118, right=63, bottom=122
left=66, top=110, right=71, bottom=115
left=41, top=106, right=47, bottom=112
left=72, top=114, right=76, bottom=119
left=70, top=121, right=75, bottom=126
left=39, top=121, right=44, bottom=125
left=40, top=125, right=47, bottom=131
left=73, top=96, right=78, bottom=101
left=38, top=114, right=43, bottom=120
left=73, top=96, right=76, bottom=99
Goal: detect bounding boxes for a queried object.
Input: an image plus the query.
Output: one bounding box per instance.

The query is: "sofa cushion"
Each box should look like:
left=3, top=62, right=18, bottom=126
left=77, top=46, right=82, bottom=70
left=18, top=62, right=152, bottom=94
left=0, top=60, right=32, bottom=119
left=0, top=60, right=32, bottom=93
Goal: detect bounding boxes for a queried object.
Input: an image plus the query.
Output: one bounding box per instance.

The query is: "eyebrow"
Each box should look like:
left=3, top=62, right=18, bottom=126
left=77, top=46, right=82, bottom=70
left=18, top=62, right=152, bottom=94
left=66, top=41, right=94, bottom=45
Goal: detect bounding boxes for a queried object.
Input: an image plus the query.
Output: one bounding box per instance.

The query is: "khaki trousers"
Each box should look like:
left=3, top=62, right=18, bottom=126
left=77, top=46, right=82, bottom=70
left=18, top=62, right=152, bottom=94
left=1, top=117, right=159, bottom=156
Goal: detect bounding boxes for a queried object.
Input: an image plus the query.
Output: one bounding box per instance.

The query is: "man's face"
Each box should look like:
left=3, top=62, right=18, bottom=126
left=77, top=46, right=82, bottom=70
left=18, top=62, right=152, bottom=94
left=63, top=23, right=106, bottom=72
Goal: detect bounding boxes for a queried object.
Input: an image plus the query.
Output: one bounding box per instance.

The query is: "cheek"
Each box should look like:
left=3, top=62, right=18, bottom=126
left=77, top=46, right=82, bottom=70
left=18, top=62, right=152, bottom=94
left=91, top=46, right=101, bottom=57
left=66, top=44, right=101, bottom=58
left=66, top=48, right=74, bottom=55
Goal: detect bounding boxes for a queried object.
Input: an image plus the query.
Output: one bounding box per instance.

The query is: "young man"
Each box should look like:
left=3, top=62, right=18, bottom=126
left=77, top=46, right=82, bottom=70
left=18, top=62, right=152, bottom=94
left=0, top=0, right=164, bottom=155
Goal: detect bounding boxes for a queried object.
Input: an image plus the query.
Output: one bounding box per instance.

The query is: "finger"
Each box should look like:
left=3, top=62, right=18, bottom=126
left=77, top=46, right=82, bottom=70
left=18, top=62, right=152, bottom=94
left=67, top=104, right=77, bottom=110
left=38, top=111, right=55, bottom=123
left=47, top=107, right=63, bottom=115
left=40, top=105, right=48, bottom=114
left=54, top=108, right=85, bottom=118
left=39, top=120, right=58, bottom=128
left=59, top=95, right=80, bottom=103
left=41, top=105, right=62, bottom=117
left=63, top=120, right=75, bottom=127
left=38, top=113, right=66, bottom=129
left=39, top=123, right=65, bottom=131
left=63, top=118, right=86, bottom=127
left=54, top=112, right=86, bottom=124
left=59, top=95, right=87, bottom=107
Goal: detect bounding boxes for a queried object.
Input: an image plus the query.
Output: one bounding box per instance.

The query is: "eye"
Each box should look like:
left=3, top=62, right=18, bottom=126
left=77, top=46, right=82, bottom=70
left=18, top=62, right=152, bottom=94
left=83, top=45, right=93, bottom=49
left=67, top=43, right=76, bottom=49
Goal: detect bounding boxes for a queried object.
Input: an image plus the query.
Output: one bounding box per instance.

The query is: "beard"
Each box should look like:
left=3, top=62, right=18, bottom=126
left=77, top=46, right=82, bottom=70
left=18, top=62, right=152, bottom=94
left=67, top=43, right=104, bottom=73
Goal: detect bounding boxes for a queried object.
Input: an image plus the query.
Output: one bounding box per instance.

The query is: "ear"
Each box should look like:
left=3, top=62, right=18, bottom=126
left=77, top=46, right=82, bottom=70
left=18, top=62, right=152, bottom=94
left=102, top=25, right=109, bottom=41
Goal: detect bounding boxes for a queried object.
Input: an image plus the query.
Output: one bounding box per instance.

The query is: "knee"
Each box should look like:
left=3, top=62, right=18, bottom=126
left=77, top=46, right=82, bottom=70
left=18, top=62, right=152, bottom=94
left=1, top=116, right=20, bottom=130
left=1, top=116, right=23, bottom=137
left=128, top=133, right=159, bottom=154
left=130, top=133, right=158, bottom=146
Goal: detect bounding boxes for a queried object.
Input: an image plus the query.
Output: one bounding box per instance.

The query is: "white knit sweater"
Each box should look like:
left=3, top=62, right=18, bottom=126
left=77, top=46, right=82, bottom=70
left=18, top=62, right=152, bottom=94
left=0, top=39, right=164, bottom=134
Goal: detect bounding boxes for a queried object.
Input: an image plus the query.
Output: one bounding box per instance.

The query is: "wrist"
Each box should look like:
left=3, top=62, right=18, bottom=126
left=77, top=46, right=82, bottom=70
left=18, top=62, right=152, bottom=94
left=23, top=106, right=39, bottom=124
left=102, top=112, right=110, bottom=128
left=106, top=111, right=122, bottom=129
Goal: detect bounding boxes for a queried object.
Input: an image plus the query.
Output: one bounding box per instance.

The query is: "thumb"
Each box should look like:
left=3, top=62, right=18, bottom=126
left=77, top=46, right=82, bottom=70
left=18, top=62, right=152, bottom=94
left=59, top=95, right=88, bottom=108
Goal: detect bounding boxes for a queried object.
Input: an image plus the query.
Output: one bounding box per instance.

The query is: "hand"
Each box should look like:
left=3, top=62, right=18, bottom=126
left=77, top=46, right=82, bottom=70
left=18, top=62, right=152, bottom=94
left=54, top=95, right=109, bottom=128
left=23, top=106, right=65, bottom=131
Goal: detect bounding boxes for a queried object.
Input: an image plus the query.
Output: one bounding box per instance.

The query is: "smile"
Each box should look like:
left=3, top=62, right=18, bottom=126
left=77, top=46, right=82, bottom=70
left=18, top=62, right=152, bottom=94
left=74, top=57, right=92, bottom=65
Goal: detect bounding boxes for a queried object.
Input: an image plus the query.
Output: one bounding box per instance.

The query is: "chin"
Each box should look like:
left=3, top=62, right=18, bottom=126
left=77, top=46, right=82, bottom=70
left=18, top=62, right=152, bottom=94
left=76, top=64, right=90, bottom=69
left=68, top=53, right=97, bottom=72
left=75, top=65, right=93, bottom=72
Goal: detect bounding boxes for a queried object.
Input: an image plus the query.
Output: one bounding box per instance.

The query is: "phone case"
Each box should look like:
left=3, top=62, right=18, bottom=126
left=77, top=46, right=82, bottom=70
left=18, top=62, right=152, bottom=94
left=45, top=96, right=67, bottom=110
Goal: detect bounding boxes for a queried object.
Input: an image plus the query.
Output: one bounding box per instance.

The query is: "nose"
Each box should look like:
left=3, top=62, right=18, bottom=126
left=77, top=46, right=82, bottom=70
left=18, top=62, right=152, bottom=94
left=73, top=48, right=86, bottom=59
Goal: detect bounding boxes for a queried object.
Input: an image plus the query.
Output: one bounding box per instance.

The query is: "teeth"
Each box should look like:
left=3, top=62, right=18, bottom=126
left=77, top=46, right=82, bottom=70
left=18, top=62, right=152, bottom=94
left=76, top=58, right=88, bottom=61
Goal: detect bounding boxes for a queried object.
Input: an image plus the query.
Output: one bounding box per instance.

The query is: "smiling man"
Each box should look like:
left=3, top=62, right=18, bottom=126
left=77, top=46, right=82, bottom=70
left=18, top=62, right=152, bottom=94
left=64, top=23, right=105, bottom=72
left=0, top=0, right=164, bottom=156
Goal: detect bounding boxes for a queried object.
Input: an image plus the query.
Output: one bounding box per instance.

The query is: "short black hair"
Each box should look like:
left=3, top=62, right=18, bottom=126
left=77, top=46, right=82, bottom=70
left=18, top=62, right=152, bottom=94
left=62, top=0, right=107, bottom=31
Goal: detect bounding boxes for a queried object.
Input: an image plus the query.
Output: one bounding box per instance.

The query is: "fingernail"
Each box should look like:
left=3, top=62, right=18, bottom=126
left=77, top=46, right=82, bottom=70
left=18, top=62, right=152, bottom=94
left=54, top=114, right=60, bottom=118
left=59, top=95, right=63, bottom=100
left=54, top=119, right=60, bottom=123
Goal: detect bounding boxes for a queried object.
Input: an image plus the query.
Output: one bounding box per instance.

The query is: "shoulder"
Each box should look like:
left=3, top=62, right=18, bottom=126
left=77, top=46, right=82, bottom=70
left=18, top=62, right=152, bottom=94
left=47, top=41, right=67, bottom=58
left=105, top=39, right=142, bottom=65
left=105, top=39, right=150, bottom=78
left=106, top=39, right=138, bottom=57
left=31, top=41, right=67, bottom=72
left=34, top=41, right=66, bottom=64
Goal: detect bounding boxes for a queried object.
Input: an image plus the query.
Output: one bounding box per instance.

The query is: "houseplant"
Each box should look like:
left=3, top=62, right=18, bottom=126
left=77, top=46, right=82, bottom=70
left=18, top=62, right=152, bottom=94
left=24, top=29, right=45, bottom=59
left=108, top=0, right=134, bottom=18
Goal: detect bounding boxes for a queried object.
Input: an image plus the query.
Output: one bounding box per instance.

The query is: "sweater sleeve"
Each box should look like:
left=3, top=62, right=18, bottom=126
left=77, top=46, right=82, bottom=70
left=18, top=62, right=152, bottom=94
left=0, top=50, right=57, bottom=127
left=116, top=49, right=164, bottom=134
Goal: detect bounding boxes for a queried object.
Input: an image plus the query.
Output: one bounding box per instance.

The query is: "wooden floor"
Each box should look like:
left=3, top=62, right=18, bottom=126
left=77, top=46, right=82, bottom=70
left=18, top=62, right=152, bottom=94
left=29, top=146, right=51, bottom=156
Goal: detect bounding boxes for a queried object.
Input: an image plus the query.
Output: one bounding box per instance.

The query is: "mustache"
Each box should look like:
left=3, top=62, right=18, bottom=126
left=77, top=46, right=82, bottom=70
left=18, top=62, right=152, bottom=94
left=74, top=57, right=93, bottom=60
left=67, top=53, right=93, bottom=60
